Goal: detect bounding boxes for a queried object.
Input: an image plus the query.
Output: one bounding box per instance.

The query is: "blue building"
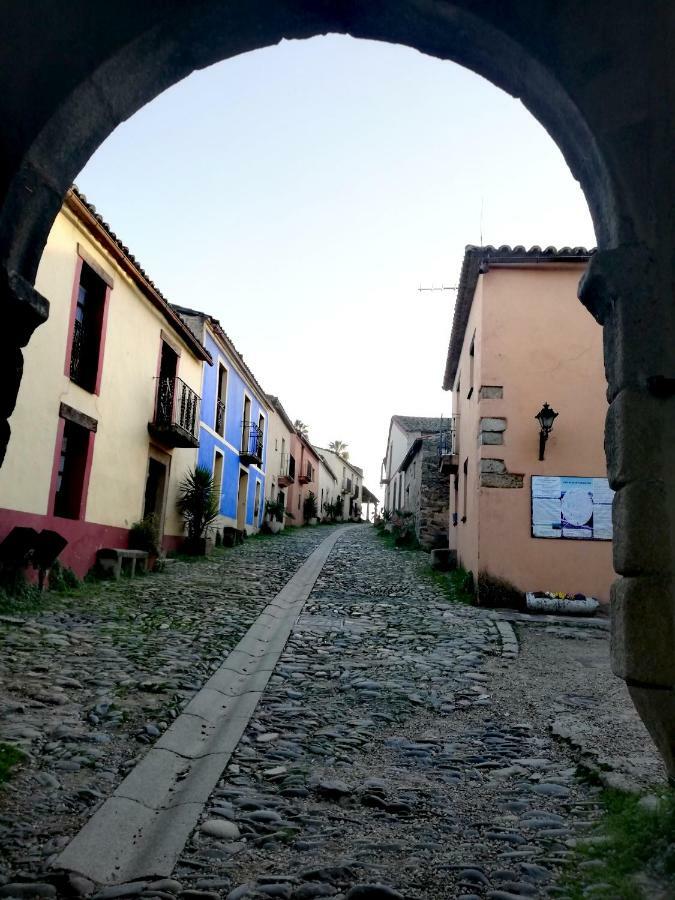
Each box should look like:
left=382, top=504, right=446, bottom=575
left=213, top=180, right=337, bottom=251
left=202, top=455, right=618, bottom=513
left=174, top=306, right=271, bottom=534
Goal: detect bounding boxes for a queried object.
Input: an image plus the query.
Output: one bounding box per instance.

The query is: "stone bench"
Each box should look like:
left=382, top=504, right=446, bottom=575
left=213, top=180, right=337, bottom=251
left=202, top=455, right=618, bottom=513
left=97, top=548, right=149, bottom=579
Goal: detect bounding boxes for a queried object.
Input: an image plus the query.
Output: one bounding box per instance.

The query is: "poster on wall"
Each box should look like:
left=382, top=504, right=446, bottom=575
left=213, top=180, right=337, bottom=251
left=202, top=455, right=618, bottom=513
left=531, top=475, right=614, bottom=540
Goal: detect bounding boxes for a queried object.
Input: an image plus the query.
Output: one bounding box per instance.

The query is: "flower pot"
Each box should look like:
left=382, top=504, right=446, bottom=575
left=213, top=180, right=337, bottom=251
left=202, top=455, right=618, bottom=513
left=269, top=519, right=282, bottom=534
left=309, top=518, right=318, bottom=526
left=525, top=592, right=599, bottom=616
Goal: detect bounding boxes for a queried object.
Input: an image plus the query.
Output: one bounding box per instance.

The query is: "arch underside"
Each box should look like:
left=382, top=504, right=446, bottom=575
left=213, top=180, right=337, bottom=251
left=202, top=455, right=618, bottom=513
left=0, top=0, right=619, bottom=289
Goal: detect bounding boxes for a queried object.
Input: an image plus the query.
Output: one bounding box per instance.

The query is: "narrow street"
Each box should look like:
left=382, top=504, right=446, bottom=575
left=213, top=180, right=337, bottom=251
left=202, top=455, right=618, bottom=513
left=0, top=526, right=660, bottom=899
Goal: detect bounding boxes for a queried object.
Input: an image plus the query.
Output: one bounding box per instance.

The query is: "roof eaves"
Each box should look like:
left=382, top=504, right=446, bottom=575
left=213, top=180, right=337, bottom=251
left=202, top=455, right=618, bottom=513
left=66, top=187, right=212, bottom=365
left=442, top=244, right=594, bottom=390
left=267, top=395, right=296, bottom=433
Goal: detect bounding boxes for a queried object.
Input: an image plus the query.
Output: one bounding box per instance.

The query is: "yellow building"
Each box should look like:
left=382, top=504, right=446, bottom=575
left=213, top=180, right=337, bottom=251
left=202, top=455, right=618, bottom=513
left=0, top=188, right=211, bottom=576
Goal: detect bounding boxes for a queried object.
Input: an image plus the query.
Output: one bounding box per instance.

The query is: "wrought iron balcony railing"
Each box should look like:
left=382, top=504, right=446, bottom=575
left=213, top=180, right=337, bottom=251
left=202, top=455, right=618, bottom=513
left=240, top=421, right=263, bottom=465
left=215, top=399, right=225, bottom=436
left=278, top=452, right=295, bottom=485
left=298, top=461, right=313, bottom=484
left=149, top=376, right=201, bottom=448
left=438, top=416, right=459, bottom=473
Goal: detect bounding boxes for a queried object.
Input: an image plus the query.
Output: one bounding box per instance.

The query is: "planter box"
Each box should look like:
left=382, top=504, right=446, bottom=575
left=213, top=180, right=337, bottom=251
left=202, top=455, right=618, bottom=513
left=269, top=520, right=282, bottom=534
left=309, top=518, right=318, bottom=526
left=525, top=592, right=599, bottom=616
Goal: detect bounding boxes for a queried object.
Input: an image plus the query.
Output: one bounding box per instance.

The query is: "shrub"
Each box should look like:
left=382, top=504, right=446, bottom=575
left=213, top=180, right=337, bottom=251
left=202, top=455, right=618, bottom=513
left=48, top=560, right=80, bottom=593
left=303, top=492, right=319, bottom=523
left=176, top=466, right=219, bottom=553
left=477, top=570, right=524, bottom=609
left=391, top=510, right=418, bottom=548
left=129, top=513, right=161, bottom=556
left=265, top=498, right=285, bottom=523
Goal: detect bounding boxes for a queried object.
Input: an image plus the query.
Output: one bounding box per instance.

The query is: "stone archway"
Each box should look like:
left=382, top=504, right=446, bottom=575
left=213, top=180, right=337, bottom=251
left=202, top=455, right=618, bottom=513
left=0, top=0, right=674, bottom=775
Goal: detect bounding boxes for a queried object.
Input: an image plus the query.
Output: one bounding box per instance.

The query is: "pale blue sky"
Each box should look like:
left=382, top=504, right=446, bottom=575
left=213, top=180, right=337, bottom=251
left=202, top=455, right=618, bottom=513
left=76, top=35, right=595, bottom=499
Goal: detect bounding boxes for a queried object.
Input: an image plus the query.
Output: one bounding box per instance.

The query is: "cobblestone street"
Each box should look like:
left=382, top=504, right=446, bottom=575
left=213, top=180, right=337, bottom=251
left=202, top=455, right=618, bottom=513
left=0, top=526, right=660, bottom=899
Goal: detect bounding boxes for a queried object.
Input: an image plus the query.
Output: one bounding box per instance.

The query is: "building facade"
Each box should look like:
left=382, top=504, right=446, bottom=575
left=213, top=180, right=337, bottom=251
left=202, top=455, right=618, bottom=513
left=0, top=188, right=209, bottom=576
left=315, top=452, right=339, bottom=519
left=174, top=307, right=270, bottom=535
left=397, top=431, right=450, bottom=549
left=264, top=395, right=297, bottom=525
left=286, top=433, right=320, bottom=526
left=315, top=448, right=363, bottom=520
left=380, top=416, right=448, bottom=547
left=442, top=245, right=613, bottom=602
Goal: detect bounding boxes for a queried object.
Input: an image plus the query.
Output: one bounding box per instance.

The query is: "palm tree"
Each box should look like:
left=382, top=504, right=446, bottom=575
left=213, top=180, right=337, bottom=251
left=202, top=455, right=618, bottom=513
left=329, top=440, right=349, bottom=460
left=294, top=419, right=309, bottom=438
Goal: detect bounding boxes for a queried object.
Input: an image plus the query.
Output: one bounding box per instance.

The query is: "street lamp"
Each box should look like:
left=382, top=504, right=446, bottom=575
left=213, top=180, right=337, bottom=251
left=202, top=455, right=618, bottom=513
left=535, top=402, right=558, bottom=461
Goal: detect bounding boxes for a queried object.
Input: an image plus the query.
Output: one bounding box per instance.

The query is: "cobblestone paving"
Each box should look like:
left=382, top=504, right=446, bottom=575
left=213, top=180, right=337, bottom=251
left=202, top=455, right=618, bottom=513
left=0, top=527, right=339, bottom=885
left=170, top=528, right=607, bottom=900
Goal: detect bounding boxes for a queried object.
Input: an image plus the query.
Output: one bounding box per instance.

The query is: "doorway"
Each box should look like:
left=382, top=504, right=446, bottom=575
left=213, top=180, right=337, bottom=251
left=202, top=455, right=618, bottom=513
left=236, top=468, right=249, bottom=531
left=143, top=448, right=170, bottom=541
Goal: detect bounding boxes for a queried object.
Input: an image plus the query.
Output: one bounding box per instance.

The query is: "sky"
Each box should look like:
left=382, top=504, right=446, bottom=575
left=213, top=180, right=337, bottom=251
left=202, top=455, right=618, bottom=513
left=75, top=35, right=595, bottom=501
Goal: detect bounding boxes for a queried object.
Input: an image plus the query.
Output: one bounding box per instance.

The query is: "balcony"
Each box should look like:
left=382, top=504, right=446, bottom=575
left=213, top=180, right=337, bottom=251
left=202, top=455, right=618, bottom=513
left=298, top=461, right=313, bottom=485
left=278, top=452, right=295, bottom=487
left=353, top=484, right=360, bottom=499
left=240, top=421, right=263, bottom=466
left=215, top=399, right=225, bottom=436
left=149, top=376, right=200, bottom=448
left=439, top=416, right=459, bottom=474
left=342, top=477, right=352, bottom=494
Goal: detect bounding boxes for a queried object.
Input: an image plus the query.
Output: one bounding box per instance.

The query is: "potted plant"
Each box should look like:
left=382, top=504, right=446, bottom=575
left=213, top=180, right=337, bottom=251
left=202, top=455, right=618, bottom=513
left=128, top=513, right=161, bottom=569
left=303, top=491, right=319, bottom=525
left=264, top=497, right=285, bottom=534
left=176, top=465, right=219, bottom=555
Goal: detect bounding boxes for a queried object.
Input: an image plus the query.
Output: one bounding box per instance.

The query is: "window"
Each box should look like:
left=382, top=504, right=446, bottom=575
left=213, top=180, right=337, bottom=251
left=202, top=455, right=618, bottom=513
left=69, top=261, right=108, bottom=392
left=462, top=458, right=468, bottom=523
left=215, top=364, right=227, bottom=436
left=53, top=419, right=91, bottom=519
left=298, top=493, right=301, bottom=510
left=241, top=396, right=251, bottom=450
left=467, top=333, right=475, bottom=398
left=254, top=480, right=261, bottom=518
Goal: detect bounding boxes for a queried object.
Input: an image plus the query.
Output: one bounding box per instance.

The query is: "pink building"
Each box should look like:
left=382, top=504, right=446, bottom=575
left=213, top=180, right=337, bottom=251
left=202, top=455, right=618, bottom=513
left=284, top=431, right=320, bottom=526
left=442, top=245, right=614, bottom=603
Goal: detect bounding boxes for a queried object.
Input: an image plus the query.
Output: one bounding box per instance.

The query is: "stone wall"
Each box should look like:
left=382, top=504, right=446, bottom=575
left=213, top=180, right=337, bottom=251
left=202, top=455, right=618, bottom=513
left=404, top=434, right=449, bottom=550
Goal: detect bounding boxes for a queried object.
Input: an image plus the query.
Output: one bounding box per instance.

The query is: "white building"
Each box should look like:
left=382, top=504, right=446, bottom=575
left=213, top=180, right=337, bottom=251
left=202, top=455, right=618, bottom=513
left=315, top=447, right=364, bottom=520
left=315, top=452, right=339, bottom=519
left=381, top=416, right=446, bottom=513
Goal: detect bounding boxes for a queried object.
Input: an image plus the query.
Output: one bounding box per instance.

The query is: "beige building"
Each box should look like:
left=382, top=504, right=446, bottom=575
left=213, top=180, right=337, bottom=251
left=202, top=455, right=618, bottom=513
left=315, top=452, right=339, bottom=518
left=264, top=395, right=297, bottom=522
left=0, top=187, right=209, bottom=576
left=315, top=447, right=363, bottom=520
left=443, top=245, right=613, bottom=602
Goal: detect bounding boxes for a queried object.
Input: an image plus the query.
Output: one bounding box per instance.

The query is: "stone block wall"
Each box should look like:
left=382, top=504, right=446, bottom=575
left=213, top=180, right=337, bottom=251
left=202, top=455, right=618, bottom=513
left=405, top=434, right=450, bottom=550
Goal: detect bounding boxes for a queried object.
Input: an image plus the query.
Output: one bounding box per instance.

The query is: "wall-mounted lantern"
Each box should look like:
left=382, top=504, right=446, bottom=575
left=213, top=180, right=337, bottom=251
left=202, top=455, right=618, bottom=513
left=535, top=402, right=558, bottom=461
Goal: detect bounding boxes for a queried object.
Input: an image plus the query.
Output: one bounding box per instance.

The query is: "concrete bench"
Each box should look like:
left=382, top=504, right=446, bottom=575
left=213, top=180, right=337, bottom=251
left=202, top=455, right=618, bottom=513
left=97, top=548, right=149, bottom=579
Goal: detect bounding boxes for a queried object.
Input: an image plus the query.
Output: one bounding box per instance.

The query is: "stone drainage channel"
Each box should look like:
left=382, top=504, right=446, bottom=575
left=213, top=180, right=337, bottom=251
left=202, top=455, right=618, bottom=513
left=0, top=526, right=619, bottom=900
left=53, top=528, right=354, bottom=885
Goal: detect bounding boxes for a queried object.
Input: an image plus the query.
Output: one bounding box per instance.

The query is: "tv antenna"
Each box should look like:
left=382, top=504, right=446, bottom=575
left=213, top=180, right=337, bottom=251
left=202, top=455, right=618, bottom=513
left=417, top=284, right=458, bottom=293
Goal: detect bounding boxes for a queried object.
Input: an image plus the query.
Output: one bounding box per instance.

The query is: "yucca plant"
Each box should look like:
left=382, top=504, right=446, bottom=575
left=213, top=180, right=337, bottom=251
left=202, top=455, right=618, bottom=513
left=176, top=465, right=219, bottom=554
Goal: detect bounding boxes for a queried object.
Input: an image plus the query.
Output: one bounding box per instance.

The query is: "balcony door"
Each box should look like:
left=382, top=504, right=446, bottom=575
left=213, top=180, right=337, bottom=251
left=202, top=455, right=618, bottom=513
left=156, top=340, right=178, bottom=425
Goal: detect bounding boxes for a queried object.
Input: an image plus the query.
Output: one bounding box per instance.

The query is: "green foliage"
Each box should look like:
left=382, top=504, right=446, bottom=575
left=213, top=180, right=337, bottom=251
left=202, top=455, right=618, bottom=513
left=328, top=440, right=349, bottom=460
left=176, top=466, right=219, bottom=548
left=563, top=787, right=675, bottom=899
left=0, top=743, right=26, bottom=785
left=446, top=567, right=475, bottom=604
left=391, top=510, right=418, bottom=548
left=265, top=497, right=286, bottom=523
left=129, top=513, right=161, bottom=556
left=476, top=570, right=523, bottom=609
left=303, top=491, right=319, bottom=523
left=48, top=560, right=81, bottom=593
left=323, top=499, right=342, bottom=522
